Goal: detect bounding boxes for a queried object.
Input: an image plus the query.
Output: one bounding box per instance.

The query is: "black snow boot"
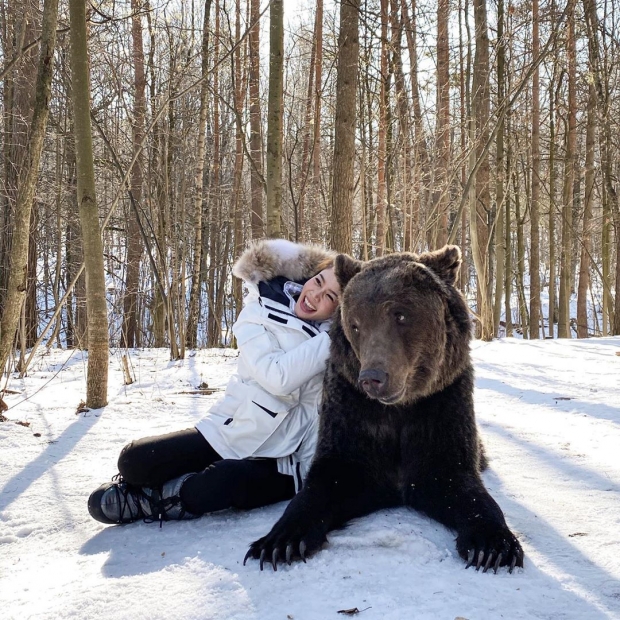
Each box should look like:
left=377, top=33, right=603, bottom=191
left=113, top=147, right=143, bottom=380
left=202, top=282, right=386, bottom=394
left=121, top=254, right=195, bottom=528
left=88, top=473, right=198, bottom=525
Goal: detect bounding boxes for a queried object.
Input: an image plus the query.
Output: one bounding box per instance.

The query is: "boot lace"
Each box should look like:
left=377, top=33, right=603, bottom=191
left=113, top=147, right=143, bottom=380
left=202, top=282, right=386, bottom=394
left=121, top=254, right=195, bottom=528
left=109, top=474, right=144, bottom=522
left=111, top=475, right=188, bottom=528
left=140, top=489, right=187, bottom=528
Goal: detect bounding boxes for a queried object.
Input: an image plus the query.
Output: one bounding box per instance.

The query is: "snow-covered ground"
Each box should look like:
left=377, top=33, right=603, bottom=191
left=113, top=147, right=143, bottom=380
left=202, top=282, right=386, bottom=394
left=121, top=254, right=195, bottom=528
left=1, top=338, right=619, bottom=620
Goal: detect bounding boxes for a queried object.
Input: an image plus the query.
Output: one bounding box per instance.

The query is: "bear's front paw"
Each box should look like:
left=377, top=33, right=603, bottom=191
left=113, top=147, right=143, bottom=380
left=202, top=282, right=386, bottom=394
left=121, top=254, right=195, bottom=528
left=243, top=521, right=327, bottom=571
left=456, top=523, right=524, bottom=574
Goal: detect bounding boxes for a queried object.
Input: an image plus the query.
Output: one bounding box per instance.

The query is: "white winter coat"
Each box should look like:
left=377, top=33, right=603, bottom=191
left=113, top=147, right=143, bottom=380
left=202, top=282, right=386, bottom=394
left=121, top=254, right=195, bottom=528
left=195, top=239, right=336, bottom=491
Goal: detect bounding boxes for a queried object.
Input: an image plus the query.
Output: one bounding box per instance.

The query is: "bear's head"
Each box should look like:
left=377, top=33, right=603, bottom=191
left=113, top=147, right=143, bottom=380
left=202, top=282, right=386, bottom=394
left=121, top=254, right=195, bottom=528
left=333, top=245, right=471, bottom=405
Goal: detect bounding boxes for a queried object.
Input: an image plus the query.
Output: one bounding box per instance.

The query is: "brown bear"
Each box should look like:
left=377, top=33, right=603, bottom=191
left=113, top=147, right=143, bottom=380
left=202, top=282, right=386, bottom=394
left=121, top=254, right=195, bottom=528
left=244, top=245, right=524, bottom=573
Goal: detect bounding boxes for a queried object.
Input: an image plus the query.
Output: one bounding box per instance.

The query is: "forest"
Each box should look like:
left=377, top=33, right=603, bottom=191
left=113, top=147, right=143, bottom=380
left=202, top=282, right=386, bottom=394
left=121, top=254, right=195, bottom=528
left=1, top=0, right=619, bottom=407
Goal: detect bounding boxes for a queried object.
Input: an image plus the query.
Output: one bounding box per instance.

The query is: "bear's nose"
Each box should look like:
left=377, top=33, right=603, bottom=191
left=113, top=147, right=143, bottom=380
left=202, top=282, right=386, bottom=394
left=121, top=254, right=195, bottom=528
left=358, top=369, right=388, bottom=397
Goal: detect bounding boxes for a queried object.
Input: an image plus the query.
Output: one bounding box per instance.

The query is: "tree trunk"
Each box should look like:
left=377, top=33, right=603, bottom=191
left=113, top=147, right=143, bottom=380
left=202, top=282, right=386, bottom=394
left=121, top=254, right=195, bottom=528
left=401, top=0, right=427, bottom=252
left=546, top=73, right=557, bottom=336
left=122, top=0, right=147, bottom=349
left=249, top=0, right=264, bottom=238
left=515, top=171, right=529, bottom=338
left=330, top=0, right=360, bottom=254
left=0, top=0, right=58, bottom=375
left=493, top=0, right=506, bottom=336
left=577, top=81, right=596, bottom=338
left=186, top=0, right=212, bottom=349
left=583, top=0, right=619, bottom=335
left=1, top=0, right=38, bottom=314
left=207, top=0, right=221, bottom=348
left=375, top=0, right=388, bottom=256
left=68, top=0, right=108, bottom=407
left=232, top=0, right=244, bottom=323
left=391, top=0, right=412, bottom=254
left=529, top=0, right=542, bottom=339
left=470, top=0, right=493, bottom=340
left=297, top=5, right=318, bottom=242
left=266, top=0, right=284, bottom=238
left=309, top=0, right=324, bottom=244
left=24, top=205, right=38, bottom=350
left=433, top=0, right=450, bottom=248
left=504, top=118, right=513, bottom=337
left=558, top=5, right=576, bottom=339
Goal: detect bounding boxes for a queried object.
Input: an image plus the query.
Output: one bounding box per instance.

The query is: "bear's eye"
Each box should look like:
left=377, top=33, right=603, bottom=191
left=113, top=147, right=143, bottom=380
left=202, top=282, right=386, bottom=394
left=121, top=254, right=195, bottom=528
left=395, top=312, right=406, bottom=323
left=351, top=324, right=359, bottom=333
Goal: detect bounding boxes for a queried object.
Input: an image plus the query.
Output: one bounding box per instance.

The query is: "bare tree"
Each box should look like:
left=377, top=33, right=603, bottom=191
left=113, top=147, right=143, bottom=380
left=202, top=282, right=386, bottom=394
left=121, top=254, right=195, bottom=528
left=121, top=0, right=147, bottom=349
left=375, top=0, right=388, bottom=256
left=0, top=0, right=58, bottom=374
left=330, top=0, right=361, bottom=254
left=266, top=0, right=284, bottom=238
left=433, top=0, right=450, bottom=248
left=249, top=0, right=264, bottom=238
left=493, top=0, right=506, bottom=336
left=469, top=0, right=493, bottom=340
left=529, top=0, right=542, bottom=339
left=68, top=0, right=109, bottom=407
left=583, top=0, right=619, bottom=335
left=577, top=81, right=596, bottom=338
left=558, top=3, right=576, bottom=339
left=186, top=0, right=212, bottom=349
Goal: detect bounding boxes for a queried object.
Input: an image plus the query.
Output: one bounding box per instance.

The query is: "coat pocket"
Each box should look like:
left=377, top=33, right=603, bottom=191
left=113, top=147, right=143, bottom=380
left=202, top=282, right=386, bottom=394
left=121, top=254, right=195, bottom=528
left=224, top=383, right=297, bottom=455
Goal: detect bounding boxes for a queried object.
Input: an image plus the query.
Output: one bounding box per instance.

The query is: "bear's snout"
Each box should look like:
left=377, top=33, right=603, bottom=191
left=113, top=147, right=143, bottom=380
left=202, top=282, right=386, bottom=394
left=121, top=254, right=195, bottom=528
left=358, top=368, right=389, bottom=399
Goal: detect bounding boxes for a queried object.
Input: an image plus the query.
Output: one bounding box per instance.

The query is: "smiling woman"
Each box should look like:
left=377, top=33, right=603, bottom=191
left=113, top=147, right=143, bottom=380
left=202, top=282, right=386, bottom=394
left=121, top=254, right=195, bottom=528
left=295, top=269, right=341, bottom=322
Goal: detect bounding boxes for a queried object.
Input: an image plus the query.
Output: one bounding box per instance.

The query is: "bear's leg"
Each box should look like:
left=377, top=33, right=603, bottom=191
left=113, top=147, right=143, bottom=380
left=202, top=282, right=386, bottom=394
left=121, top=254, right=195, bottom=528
left=244, top=457, right=396, bottom=570
left=404, top=471, right=523, bottom=573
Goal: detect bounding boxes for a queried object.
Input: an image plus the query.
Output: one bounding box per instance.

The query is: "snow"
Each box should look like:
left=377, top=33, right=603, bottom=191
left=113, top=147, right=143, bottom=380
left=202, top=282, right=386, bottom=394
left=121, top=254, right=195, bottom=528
left=1, top=339, right=620, bottom=620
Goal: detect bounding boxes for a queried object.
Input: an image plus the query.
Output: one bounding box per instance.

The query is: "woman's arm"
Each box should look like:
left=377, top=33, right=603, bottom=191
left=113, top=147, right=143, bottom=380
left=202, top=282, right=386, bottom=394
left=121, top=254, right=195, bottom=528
left=233, top=319, right=331, bottom=397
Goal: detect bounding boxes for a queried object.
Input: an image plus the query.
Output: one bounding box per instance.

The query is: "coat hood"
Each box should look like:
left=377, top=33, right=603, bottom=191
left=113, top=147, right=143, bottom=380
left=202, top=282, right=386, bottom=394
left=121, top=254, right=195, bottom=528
left=232, top=239, right=336, bottom=285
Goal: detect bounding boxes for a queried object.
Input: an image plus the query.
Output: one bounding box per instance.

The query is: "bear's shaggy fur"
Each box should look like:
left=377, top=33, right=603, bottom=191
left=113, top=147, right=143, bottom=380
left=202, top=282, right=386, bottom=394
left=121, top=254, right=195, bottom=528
left=245, top=246, right=523, bottom=573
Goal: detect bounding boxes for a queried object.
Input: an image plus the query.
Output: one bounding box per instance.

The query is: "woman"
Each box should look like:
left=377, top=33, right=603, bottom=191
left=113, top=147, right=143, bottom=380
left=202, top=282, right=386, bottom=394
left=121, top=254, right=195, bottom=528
left=88, top=239, right=341, bottom=525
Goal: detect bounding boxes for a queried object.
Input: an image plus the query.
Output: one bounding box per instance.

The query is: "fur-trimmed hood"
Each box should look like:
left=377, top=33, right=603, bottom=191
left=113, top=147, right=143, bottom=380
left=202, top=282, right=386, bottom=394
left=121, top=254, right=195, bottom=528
left=232, top=238, right=336, bottom=285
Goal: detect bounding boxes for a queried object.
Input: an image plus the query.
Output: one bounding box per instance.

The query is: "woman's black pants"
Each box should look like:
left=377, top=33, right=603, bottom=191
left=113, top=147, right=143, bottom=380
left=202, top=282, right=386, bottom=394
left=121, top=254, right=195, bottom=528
left=117, top=428, right=295, bottom=516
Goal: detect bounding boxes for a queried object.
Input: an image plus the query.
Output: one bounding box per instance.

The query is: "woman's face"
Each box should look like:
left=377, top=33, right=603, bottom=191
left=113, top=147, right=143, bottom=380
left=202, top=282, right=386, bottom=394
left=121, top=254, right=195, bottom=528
left=295, top=267, right=341, bottom=322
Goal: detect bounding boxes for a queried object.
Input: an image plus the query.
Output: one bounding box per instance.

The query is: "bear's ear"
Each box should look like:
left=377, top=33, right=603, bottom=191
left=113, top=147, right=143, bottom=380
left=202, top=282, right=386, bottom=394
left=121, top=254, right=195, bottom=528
left=334, top=253, right=364, bottom=289
left=417, top=245, right=462, bottom=286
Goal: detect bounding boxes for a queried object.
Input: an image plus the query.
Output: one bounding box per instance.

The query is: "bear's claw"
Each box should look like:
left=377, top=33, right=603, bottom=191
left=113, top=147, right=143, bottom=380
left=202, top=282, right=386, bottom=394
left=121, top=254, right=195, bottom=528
left=244, top=527, right=326, bottom=570
left=459, top=523, right=524, bottom=574
left=464, top=546, right=522, bottom=574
